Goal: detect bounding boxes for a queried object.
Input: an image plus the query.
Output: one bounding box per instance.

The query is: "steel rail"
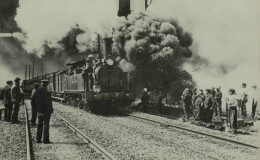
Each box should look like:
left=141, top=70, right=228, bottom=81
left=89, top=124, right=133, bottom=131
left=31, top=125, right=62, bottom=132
left=128, top=114, right=259, bottom=149
left=24, top=104, right=33, bottom=160
left=54, top=112, right=117, bottom=160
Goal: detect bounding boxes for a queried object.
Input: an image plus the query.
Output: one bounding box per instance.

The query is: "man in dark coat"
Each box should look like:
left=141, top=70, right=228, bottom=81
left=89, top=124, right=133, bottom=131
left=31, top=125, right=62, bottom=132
left=11, top=77, right=24, bottom=123
left=214, top=87, right=222, bottom=116
left=204, top=89, right=215, bottom=123
left=182, top=88, right=192, bottom=122
left=2, top=80, right=13, bottom=122
left=35, top=80, right=53, bottom=144
left=31, top=83, right=40, bottom=125
left=193, top=90, right=205, bottom=120
left=141, top=88, right=149, bottom=112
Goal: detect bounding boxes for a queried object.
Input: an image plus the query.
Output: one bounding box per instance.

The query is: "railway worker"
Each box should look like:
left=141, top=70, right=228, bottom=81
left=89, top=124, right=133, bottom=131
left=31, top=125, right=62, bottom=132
left=35, top=79, right=53, bottom=144
left=225, top=89, right=238, bottom=133
left=181, top=88, right=192, bottom=122
left=141, top=88, right=150, bottom=112
left=191, top=88, right=197, bottom=110
left=193, top=89, right=205, bottom=120
left=251, top=85, right=258, bottom=118
left=1, top=80, right=13, bottom=122
left=211, top=87, right=216, bottom=98
left=31, top=83, right=40, bottom=125
left=84, top=61, right=94, bottom=91
left=11, top=77, right=24, bottom=124
left=203, top=89, right=215, bottom=123
left=214, top=87, right=222, bottom=116
left=238, top=83, right=248, bottom=117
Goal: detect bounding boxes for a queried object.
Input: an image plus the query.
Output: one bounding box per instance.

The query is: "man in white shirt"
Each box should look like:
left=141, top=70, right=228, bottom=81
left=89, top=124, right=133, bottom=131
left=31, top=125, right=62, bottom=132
left=238, top=83, right=248, bottom=117
left=225, top=89, right=239, bottom=133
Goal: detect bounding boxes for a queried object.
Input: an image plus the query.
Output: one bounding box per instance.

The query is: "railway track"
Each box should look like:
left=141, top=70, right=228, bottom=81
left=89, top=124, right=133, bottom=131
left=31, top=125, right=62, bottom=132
left=24, top=104, right=33, bottom=160
left=24, top=103, right=116, bottom=160
left=127, top=114, right=259, bottom=149
left=53, top=112, right=117, bottom=160
left=54, top=100, right=259, bottom=150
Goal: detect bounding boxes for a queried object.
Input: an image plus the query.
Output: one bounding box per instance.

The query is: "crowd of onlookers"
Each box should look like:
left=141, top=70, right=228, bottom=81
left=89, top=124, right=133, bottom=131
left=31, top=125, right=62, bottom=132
left=181, top=83, right=259, bottom=132
left=139, top=83, right=259, bottom=133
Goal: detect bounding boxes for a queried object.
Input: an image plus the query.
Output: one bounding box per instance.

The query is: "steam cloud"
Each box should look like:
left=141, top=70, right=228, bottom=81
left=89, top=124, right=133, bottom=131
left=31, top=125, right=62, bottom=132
left=16, top=0, right=117, bottom=54
left=112, top=12, right=193, bottom=71
left=147, top=0, right=260, bottom=90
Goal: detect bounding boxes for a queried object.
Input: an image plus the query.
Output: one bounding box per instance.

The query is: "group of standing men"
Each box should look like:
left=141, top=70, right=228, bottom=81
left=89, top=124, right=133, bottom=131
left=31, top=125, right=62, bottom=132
left=0, top=77, right=24, bottom=124
left=0, top=78, right=53, bottom=144
left=182, top=87, right=222, bottom=122
left=182, top=83, right=259, bottom=130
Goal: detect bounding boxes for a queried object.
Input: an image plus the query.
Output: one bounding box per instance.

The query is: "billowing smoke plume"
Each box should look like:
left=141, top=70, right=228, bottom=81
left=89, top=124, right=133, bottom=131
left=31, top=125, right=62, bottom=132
left=112, top=12, right=193, bottom=71
left=119, top=59, right=136, bottom=72
left=148, top=0, right=260, bottom=91
left=10, top=0, right=119, bottom=74
left=16, top=0, right=117, bottom=54
left=0, top=0, right=30, bottom=86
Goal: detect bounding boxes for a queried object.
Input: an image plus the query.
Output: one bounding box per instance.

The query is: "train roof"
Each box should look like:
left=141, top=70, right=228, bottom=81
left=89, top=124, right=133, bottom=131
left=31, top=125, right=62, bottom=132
left=66, top=58, right=86, bottom=67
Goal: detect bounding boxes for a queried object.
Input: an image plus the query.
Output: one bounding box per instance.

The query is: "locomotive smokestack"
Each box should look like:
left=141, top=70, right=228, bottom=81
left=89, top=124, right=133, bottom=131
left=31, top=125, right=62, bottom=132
left=103, top=38, right=112, bottom=60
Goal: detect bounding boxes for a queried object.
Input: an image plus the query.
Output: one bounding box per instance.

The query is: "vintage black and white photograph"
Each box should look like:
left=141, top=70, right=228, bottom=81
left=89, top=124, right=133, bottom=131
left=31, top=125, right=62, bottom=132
left=0, top=0, right=259, bottom=159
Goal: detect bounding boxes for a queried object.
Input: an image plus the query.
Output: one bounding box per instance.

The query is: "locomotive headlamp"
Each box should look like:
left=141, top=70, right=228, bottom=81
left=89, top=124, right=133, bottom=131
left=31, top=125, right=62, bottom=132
left=106, top=59, right=114, bottom=66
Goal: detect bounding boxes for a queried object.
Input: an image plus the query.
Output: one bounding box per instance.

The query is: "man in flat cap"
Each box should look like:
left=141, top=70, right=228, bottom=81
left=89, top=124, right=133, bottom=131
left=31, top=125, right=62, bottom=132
left=35, top=79, right=53, bottom=144
left=1, top=80, right=13, bottom=122
left=251, top=85, right=258, bottom=118
left=181, top=88, right=192, bottom=122
left=31, top=83, right=40, bottom=125
left=191, top=88, right=198, bottom=111
left=141, top=88, right=150, bottom=112
left=214, top=87, right=223, bottom=116
left=225, top=89, right=238, bottom=133
left=238, top=83, right=248, bottom=117
left=11, top=77, right=24, bottom=123
left=204, top=89, right=215, bottom=123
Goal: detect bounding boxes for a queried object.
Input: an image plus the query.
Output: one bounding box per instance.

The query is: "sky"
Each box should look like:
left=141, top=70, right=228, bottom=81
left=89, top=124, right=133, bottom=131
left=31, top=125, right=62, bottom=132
left=147, top=0, right=260, bottom=92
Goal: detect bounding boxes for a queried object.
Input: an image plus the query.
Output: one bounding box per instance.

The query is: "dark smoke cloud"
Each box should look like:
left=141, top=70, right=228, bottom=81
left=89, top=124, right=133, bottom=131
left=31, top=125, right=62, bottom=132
left=112, top=12, right=193, bottom=72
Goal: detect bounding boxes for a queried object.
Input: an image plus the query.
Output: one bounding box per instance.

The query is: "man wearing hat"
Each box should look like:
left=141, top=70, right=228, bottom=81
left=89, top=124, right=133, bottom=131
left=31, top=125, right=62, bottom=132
left=31, top=83, right=40, bottom=125
left=141, top=88, right=150, bottom=112
left=214, top=87, right=223, bottom=116
left=11, top=77, right=24, bottom=123
left=204, top=89, right=215, bottom=123
left=35, top=79, right=53, bottom=143
left=181, top=88, right=192, bottom=122
left=191, top=88, right=198, bottom=111
left=251, top=85, right=258, bottom=118
left=1, top=80, right=13, bottom=122
left=225, top=89, right=238, bottom=133
left=239, top=83, right=248, bottom=117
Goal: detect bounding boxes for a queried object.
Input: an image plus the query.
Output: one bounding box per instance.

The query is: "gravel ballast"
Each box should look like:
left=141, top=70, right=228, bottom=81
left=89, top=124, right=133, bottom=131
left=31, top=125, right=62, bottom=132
left=131, top=112, right=260, bottom=146
left=0, top=105, right=27, bottom=160
left=54, top=102, right=258, bottom=160
left=25, top=101, right=104, bottom=160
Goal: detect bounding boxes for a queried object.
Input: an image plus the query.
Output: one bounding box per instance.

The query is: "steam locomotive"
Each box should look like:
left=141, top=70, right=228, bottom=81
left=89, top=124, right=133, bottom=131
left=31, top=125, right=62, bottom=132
left=22, top=38, right=134, bottom=112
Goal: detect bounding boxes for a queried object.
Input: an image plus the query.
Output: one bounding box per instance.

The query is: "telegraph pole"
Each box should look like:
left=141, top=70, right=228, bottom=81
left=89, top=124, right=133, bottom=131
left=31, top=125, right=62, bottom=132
left=25, top=65, right=27, bottom=80
left=97, top=34, right=102, bottom=62
left=32, top=57, right=34, bottom=78
left=28, top=65, right=31, bottom=80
